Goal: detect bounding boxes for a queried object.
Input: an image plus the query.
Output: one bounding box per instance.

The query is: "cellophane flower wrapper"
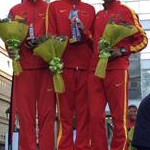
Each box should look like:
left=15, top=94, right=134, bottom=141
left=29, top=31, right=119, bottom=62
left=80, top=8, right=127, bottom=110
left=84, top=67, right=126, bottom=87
left=95, top=18, right=138, bottom=78
left=0, top=19, right=28, bottom=75
left=33, top=36, right=68, bottom=93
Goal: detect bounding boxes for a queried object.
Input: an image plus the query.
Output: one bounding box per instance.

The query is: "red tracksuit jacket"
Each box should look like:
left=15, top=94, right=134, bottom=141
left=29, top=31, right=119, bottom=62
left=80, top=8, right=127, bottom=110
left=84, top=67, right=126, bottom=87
left=49, top=0, right=95, bottom=70
left=90, top=0, right=148, bottom=71
left=9, top=0, right=49, bottom=69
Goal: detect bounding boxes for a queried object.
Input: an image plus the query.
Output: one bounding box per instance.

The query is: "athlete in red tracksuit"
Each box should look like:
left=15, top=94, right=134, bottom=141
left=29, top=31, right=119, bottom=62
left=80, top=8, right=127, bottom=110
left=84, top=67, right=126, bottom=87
left=8, top=0, right=55, bottom=150
left=49, top=0, right=95, bottom=150
left=88, top=0, right=148, bottom=150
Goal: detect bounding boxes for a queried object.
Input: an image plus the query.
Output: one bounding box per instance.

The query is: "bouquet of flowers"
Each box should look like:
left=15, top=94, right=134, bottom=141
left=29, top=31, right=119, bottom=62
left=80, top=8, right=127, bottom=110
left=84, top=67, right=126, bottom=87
left=95, top=18, right=138, bottom=78
left=33, top=36, right=68, bottom=93
left=0, top=18, right=28, bottom=75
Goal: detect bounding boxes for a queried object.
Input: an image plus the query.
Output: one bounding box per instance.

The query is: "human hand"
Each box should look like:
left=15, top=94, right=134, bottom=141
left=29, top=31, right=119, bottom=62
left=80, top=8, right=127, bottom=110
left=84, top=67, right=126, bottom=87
left=78, top=21, right=85, bottom=32
left=109, top=48, right=122, bottom=60
left=54, top=35, right=68, bottom=42
left=24, top=37, right=37, bottom=49
left=7, top=48, right=20, bottom=60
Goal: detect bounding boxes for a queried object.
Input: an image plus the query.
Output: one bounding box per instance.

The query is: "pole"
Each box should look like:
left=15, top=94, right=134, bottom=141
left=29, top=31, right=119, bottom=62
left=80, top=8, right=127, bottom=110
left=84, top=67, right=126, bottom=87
left=8, top=75, right=14, bottom=150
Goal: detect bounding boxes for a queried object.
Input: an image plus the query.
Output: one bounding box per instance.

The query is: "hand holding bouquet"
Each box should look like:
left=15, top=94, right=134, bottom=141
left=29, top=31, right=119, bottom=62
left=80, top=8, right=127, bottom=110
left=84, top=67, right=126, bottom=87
left=33, top=35, right=68, bottom=93
left=95, top=18, right=138, bottom=78
left=0, top=18, right=28, bottom=75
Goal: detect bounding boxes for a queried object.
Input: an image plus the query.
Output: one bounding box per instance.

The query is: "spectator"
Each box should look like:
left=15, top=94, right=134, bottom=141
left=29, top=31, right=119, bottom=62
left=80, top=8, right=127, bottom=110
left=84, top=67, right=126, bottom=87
left=127, top=105, right=138, bottom=150
left=132, top=94, right=150, bottom=150
left=127, top=105, right=138, bottom=131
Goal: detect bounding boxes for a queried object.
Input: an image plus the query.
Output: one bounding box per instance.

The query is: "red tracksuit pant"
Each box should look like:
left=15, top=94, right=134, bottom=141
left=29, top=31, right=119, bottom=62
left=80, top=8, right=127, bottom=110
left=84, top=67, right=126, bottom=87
left=88, top=69, right=129, bottom=150
left=57, top=68, right=91, bottom=150
left=13, top=68, right=55, bottom=150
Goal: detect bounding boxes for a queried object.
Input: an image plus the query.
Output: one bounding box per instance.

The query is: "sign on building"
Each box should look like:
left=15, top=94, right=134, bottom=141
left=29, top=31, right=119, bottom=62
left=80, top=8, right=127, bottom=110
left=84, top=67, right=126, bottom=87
left=129, top=53, right=141, bottom=99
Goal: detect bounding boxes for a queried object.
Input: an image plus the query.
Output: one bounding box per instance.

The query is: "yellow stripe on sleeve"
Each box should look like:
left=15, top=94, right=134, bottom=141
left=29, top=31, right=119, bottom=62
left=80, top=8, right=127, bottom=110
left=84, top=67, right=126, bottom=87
left=130, top=36, right=148, bottom=52
left=124, top=6, right=148, bottom=52
left=45, top=4, right=50, bottom=36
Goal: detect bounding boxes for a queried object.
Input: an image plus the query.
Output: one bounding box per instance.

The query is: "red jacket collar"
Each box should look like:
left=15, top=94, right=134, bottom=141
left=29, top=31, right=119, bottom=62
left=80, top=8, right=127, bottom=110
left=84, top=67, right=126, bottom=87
left=103, top=0, right=119, bottom=10
left=65, top=0, right=81, bottom=5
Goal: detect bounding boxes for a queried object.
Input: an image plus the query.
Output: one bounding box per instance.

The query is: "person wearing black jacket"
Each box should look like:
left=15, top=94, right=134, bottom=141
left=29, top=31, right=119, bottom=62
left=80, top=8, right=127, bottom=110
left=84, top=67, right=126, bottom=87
left=132, top=94, right=150, bottom=150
